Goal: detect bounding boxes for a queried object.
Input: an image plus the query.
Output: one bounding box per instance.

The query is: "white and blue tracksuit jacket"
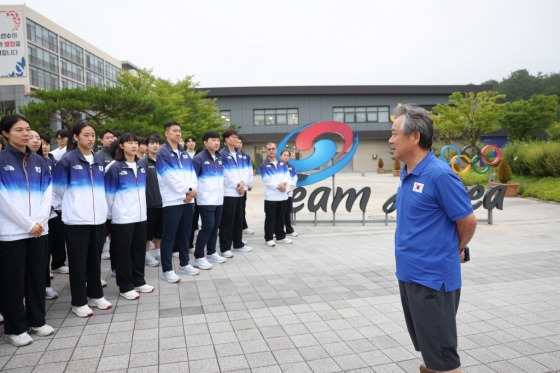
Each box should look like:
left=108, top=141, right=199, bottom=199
left=104, top=160, right=147, bottom=224
left=219, top=146, right=246, bottom=198
left=52, top=148, right=107, bottom=225
left=239, top=150, right=254, bottom=191
left=287, top=163, right=298, bottom=197
left=0, top=144, right=52, bottom=241
left=156, top=142, right=198, bottom=208
left=260, top=158, right=291, bottom=201
left=193, top=148, right=224, bottom=206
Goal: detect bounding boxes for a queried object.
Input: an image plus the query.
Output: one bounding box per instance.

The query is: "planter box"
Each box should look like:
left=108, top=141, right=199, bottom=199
left=377, top=168, right=385, bottom=174
left=490, top=182, right=519, bottom=197
left=393, top=170, right=401, bottom=177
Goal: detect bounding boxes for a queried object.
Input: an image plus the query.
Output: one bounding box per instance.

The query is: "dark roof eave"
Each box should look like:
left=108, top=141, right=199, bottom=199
left=197, top=85, right=493, bottom=98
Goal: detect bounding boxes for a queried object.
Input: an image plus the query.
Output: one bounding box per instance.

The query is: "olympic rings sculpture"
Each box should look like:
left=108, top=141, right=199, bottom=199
left=439, top=144, right=502, bottom=175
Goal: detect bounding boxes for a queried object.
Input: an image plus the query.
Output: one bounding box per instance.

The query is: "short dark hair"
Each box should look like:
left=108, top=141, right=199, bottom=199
left=55, top=129, right=69, bottom=139
left=281, top=150, right=291, bottom=157
left=114, top=133, right=140, bottom=162
left=99, top=129, right=114, bottom=140
left=1, top=114, right=31, bottom=138
left=67, top=122, right=96, bottom=151
left=164, top=121, right=181, bottom=131
left=222, top=129, right=237, bottom=141
left=158, top=138, right=165, bottom=145
left=39, top=133, right=51, bottom=143
left=137, top=137, right=146, bottom=146
left=113, top=131, right=123, bottom=138
left=185, top=136, right=196, bottom=143
left=109, top=139, right=120, bottom=159
left=203, top=131, right=220, bottom=142
left=146, top=135, right=161, bottom=146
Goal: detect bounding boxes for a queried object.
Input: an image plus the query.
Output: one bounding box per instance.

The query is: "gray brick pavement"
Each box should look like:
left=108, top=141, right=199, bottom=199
left=1, top=173, right=560, bottom=372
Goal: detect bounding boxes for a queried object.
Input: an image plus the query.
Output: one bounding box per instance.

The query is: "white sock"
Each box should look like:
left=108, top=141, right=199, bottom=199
left=154, top=249, right=161, bottom=256
left=145, top=251, right=154, bottom=259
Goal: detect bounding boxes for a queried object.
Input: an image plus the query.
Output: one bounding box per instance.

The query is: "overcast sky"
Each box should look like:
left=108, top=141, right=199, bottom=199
left=5, top=0, right=559, bottom=88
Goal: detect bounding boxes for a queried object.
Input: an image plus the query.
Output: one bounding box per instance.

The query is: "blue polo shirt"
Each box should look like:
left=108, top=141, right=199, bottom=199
left=395, top=151, right=473, bottom=292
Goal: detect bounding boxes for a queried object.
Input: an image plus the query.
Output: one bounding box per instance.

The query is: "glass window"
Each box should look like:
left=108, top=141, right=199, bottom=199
left=105, top=62, right=119, bottom=81
left=254, top=109, right=298, bottom=126
left=29, top=66, right=59, bottom=90
left=333, top=112, right=344, bottom=122
left=61, top=78, right=84, bottom=90
left=86, top=70, right=104, bottom=88
left=105, top=79, right=118, bottom=88
left=60, top=59, right=84, bottom=82
left=85, top=51, right=105, bottom=75
left=26, top=19, right=58, bottom=52
left=59, top=37, right=83, bottom=65
left=334, top=106, right=390, bottom=123
left=28, top=45, right=58, bottom=74
left=220, top=110, right=231, bottom=127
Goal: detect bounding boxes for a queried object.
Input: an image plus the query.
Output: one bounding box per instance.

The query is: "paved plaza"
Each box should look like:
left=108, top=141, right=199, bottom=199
left=1, top=172, right=560, bottom=373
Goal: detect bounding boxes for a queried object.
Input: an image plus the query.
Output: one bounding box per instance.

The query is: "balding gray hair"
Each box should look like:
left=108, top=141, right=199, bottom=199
left=393, top=104, right=434, bottom=149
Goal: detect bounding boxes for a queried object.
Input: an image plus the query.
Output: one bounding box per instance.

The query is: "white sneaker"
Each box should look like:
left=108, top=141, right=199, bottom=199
left=135, top=284, right=155, bottom=293
left=101, top=243, right=110, bottom=260
left=29, top=324, right=54, bottom=337
left=266, top=240, right=276, bottom=247
left=5, top=332, right=33, bottom=347
left=145, top=255, right=160, bottom=267
left=172, top=252, right=179, bottom=258
left=162, top=270, right=181, bottom=283
left=276, top=238, right=293, bottom=244
left=149, top=241, right=155, bottom=249
left=178, top=264, right=200, bottom=275
left=155, top=254, right=161, bottom=262
left=189, top=247, right=195, bottom=253
left=233, top=245, right=252, bottom=252
left=207, top=253, right=226, bottom=263
left=72, top=305, right=94, bottom=318
left=192, top=258, right=213, bottom=270
left=50, top=273, right=54, bottom=279
left=101, top=278, right=107, bottom=287
left=242, top=239, right=248, bottom=244
left=120, top=290, right=140, bottom=300
left=88, top=297, right=112, bottom=310
left=52, top=266, right=69, bottom=274
left=45, top=287, right=58, bottom=300
left=221, top=250, right=234, bottom=258
left=0, top=313, right=3, bottom=324
left=243, top=228, right=255, bottom=235
left=290, top=232, right=299, bottom=237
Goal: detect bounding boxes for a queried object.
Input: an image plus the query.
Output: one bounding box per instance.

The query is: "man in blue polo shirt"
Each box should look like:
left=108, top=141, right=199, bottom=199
left=389, top=104, right=477, bottom=373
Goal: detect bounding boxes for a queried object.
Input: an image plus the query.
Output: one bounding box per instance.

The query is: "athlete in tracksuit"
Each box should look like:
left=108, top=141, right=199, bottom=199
left=52, top=123, right=112, bottom=317
left=192, top=132, right=226, bottom=269
left=156, top=122, right=199, bottom=282
left=105, top=134, right=154, bottom=300
left=261, top=144, right=292, bottom=246
left=237, top=139, right=254, bottom=233
left=0, top=114, right=54, bottom=346
left=281, top=150, right=299, bottom=236
left=218, top=130, right=251, bottom=256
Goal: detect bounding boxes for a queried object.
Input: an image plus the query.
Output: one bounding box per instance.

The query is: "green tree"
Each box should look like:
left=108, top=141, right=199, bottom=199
left=502, top=94, right=559, bottom=140
left=546, top=122, right=560, bottom=141
left=117, top=69, right=225, bottom=141
left=431, top=104, right=464, bottom=145
left=19, top=84, right=157, bottom=134
left=433, top=91, right=507, bottom=146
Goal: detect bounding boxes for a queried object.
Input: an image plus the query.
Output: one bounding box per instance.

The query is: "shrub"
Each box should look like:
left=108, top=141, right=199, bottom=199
left=503, top=140, right=560, bottom=177
left=377, top=158, right=384, bottom=168
left=497, top=158, right=513, bottom=183
left=393, top=159, right=401, bottom=170
left=251, top=159, right=256, bottom=169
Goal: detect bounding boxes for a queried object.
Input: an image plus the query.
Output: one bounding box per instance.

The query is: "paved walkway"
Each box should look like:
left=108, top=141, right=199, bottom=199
left=1, top=172, right=560, bottom=372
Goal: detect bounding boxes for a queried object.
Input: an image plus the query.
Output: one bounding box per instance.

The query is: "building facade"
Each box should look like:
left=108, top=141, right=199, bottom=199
left=202, top=85, right=492, bottom=172
left=0, top=5, right=125, bottom=130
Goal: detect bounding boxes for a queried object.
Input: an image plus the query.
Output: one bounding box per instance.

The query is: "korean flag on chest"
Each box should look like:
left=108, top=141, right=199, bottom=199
left=413, top=182, right=424, bottom=193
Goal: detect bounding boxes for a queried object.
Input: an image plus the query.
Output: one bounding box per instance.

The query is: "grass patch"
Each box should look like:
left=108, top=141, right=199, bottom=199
left=514, top=176, right=560, bottom=203
left=460, top=170, right=493, bottom=186
left=384, top=169, right=393, bottom=174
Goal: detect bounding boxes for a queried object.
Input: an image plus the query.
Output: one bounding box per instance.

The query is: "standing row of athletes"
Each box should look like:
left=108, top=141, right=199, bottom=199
left=0, top=115, right=299, bottom=347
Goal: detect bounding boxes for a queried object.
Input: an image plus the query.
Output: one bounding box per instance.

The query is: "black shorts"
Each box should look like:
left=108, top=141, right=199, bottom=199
left=399, top=280, right=461, bottom=371
left=146, top=207, right=163, bottom=241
